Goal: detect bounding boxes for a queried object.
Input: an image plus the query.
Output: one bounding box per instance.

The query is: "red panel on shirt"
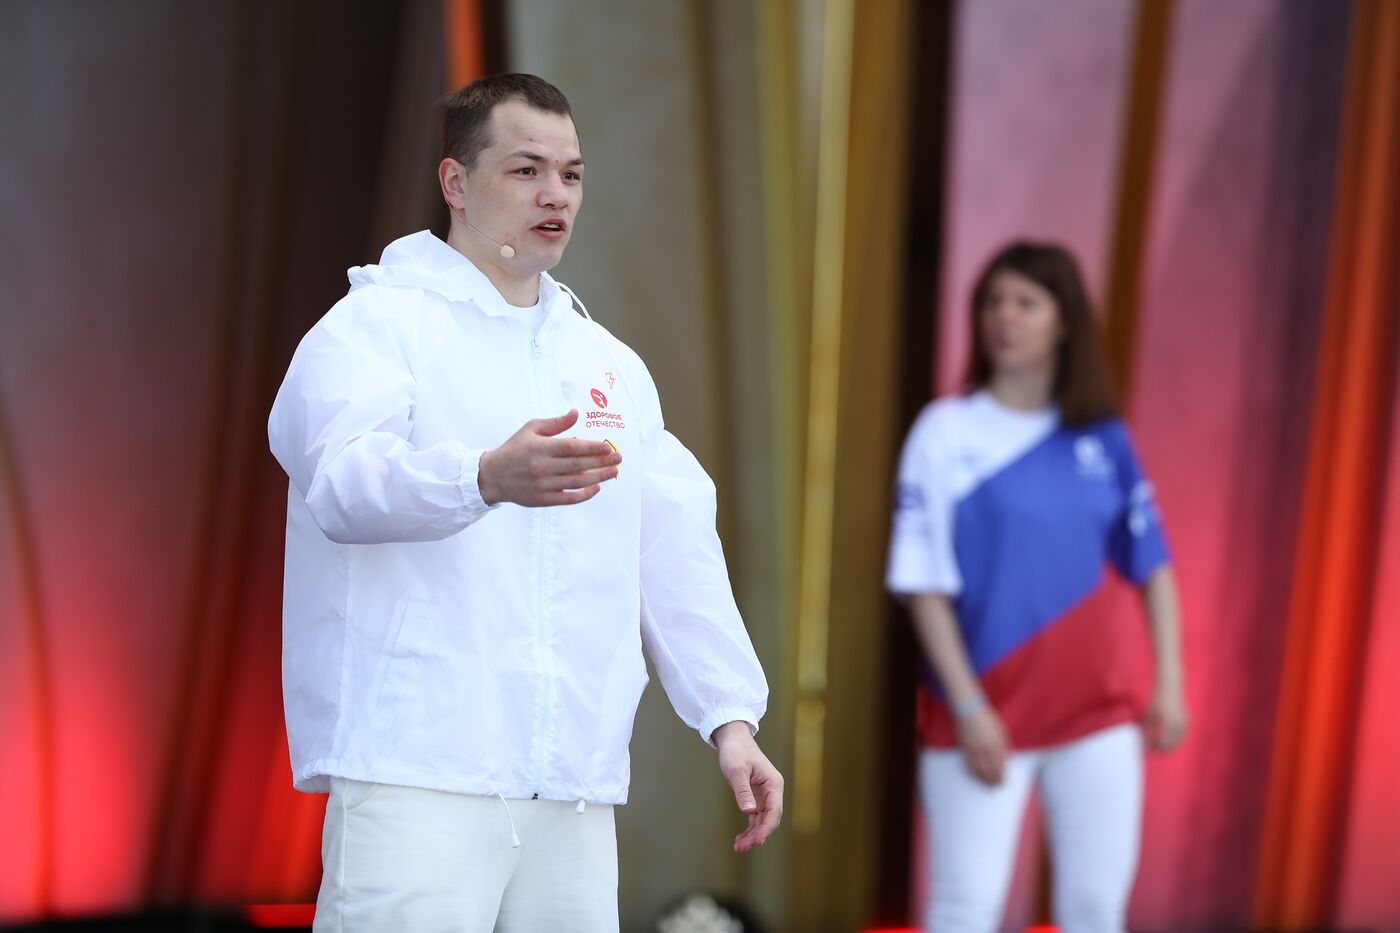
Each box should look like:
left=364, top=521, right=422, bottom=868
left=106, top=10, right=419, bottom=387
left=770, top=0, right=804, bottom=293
left=918, top=578, right=1153, bottom=749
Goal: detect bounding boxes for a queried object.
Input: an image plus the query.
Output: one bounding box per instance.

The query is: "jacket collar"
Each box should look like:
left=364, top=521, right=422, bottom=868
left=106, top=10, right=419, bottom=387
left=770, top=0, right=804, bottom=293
left=352, top=230, right=570, bottom=322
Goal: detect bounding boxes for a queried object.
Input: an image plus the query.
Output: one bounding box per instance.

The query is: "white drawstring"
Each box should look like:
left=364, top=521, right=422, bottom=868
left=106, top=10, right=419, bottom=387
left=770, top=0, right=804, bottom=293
left=496, top=793, right=521, bottom=848
left=576, top=799, right=586, bottom=814
left=554, top=280, right=644, bottom=420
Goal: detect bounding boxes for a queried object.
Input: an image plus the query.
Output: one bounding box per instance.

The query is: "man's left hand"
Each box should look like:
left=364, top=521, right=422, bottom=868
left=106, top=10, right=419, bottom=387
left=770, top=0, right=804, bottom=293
left=712, top=721, right=784, bottom=853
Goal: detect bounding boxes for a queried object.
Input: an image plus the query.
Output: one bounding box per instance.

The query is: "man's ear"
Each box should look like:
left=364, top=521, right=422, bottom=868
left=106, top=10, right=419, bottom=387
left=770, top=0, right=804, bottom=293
left=438, top=158, right=467, bottom=213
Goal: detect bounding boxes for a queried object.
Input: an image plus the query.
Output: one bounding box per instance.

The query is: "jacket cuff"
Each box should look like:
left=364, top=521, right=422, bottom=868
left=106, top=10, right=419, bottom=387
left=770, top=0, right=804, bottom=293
left=699, top=707, right=760, bottom=748
left=459, top=449, right=501, bottom=519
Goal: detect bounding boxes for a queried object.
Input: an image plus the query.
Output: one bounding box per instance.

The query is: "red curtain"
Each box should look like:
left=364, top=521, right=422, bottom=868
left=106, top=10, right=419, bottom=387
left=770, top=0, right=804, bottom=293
left=0, top=0, right=480, bottom=921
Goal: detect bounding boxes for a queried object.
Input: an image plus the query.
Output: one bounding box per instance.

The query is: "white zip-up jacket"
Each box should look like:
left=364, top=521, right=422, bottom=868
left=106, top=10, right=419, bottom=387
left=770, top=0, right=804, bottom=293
left=268, top=230, right=767, bottom=804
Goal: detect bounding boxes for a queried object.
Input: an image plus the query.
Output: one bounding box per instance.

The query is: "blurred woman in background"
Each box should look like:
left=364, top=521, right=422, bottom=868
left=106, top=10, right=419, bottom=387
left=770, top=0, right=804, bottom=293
left=885, top=241, right=1188, bottom=933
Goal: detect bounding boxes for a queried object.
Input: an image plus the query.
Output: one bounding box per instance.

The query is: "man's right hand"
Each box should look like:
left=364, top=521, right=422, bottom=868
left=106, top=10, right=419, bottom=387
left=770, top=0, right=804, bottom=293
left=478, top=409, right=622, bottom=507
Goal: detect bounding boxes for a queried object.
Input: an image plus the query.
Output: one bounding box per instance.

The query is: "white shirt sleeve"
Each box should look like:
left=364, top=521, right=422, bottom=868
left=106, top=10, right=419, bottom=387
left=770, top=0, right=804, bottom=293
left=634, top=388, right=768, bottom=747
left=885, top=413, right=963, bottom=596
left=267, top=290, right=496, bottom=545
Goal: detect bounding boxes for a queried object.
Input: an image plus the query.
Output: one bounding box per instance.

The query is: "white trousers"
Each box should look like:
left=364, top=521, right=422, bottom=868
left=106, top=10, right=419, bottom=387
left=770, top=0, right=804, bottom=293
left=919, top=723, right=1143, bottom=933
left=313, top=778, right=619, bottom=933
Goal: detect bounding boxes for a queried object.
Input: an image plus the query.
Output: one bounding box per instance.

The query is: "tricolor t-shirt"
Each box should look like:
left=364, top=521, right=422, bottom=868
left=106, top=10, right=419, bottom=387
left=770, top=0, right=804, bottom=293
left=885, top=390, right=1170, bottom=749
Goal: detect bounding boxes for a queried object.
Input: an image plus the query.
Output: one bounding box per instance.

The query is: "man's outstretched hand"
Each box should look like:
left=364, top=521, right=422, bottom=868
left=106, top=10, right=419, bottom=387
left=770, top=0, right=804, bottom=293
left=713, top=721, right=784, bottom=853
left=478, top=409, right=621, bottom=507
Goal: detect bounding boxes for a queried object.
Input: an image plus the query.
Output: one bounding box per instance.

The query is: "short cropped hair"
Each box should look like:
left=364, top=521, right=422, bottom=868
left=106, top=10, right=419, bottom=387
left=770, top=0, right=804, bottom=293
left=438, top=73, right=573, bottom=170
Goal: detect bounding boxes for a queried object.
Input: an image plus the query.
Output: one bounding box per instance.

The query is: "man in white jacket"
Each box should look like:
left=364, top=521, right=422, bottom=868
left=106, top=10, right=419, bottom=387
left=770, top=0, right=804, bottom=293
left=267, top=73, right=782, bottom=931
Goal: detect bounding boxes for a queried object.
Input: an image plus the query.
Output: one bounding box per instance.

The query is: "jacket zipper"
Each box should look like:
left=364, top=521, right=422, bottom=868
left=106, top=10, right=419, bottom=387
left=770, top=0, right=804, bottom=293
left=530, top=333, right=550, bottom=792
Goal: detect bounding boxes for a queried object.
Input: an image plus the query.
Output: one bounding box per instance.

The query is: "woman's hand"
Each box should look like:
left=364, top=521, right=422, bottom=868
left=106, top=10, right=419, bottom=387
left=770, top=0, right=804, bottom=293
left=1141, top=568, right=1188, bottom=753
left=1143, top=684, right=1189, bottom=752
left=957, top=705, right=1008, bottom=785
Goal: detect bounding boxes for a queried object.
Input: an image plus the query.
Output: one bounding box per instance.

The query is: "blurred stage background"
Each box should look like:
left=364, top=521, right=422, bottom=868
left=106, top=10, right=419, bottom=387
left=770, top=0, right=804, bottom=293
left=2, top=0, right=1398, bottom=930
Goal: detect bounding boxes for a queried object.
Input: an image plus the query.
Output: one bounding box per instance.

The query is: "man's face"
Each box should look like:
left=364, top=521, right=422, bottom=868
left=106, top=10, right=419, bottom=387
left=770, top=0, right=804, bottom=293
left=459, top=100, right=583, bottom=274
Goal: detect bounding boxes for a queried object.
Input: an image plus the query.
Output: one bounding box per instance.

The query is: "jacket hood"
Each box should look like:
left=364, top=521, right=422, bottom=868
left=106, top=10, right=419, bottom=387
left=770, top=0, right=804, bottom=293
left=347, top=230, right=565, bottom=318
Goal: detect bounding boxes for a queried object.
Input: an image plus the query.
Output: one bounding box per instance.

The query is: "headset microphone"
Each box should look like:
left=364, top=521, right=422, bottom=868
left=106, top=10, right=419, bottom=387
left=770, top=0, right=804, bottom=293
left=467, top=220, right=516, bottom=260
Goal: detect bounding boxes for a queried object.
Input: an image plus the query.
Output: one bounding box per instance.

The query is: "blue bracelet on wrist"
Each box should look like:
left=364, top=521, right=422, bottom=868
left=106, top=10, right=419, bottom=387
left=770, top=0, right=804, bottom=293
left=952, top=693, right=987, bottom=720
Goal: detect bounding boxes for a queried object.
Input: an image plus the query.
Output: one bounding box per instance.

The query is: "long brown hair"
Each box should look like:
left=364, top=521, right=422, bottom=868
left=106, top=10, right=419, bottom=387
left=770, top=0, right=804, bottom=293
left=964, top=241, right=1119, bottom=426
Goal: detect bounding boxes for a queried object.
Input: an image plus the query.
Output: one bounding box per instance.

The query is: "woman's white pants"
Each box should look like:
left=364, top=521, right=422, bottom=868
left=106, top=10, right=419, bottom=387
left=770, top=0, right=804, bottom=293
left=919, top=723, right=1143, bottom=933
left=313, top=778, right=619, bottom=933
